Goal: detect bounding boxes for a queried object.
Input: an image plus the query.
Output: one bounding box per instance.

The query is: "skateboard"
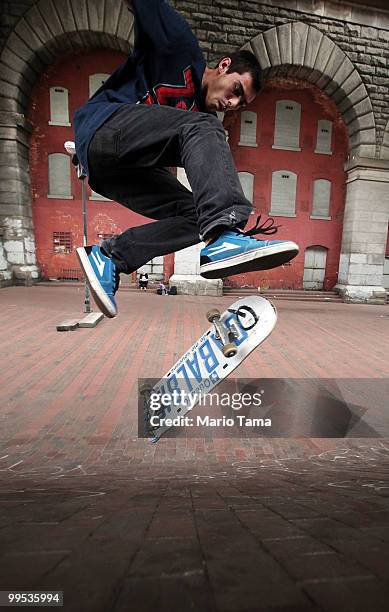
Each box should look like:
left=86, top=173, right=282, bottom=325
left=140, top=295, right=277, bottom=442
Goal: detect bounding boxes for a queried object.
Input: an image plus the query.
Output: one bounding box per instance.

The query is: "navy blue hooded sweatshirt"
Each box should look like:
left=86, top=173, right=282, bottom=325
left=74, top=0, right=207, bottom=175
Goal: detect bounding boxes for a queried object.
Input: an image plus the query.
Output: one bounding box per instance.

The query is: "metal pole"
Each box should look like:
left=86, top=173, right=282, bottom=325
left=81, top=176, right=92, bottom=314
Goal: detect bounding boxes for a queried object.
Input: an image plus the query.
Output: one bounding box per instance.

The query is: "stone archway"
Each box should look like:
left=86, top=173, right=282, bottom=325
left=243, top=22, right=376, bottom=159
left=0, top=0, right=134, bottom=115
left=0, top=0, right=134, bottom=284
left=242, top=23, right=389, bottom=303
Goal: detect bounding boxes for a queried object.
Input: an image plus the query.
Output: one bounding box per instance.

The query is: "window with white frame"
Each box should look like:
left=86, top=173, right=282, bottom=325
left=311, top=179, right=331, bottom=218
left=238, top=111, right=258, bottom=147
left=238, top=172, right=254, bottom=204
left=270, top=170, right=297, bottom=216
left=49, top=87, right=71, bottom=126
left=315, top=120, right=333, bottom=154
left=48, top=153, right=72, bottom=198
left=273, top=100, right=301, bottom=151
left=89, top=73, right=110, bottom=98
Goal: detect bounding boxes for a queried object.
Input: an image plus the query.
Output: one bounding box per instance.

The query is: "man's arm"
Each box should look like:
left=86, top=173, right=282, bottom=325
left=124, top=0, right=194, bottom=52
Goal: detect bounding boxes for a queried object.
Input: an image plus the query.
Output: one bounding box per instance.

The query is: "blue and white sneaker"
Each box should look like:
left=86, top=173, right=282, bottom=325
left=200, top=216, right=299, bottom=279
left=76, top=245, right=119, bottom=318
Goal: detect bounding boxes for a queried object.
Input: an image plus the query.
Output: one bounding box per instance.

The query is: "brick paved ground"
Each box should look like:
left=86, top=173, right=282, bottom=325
left=0, top=286, right=389, bottom=611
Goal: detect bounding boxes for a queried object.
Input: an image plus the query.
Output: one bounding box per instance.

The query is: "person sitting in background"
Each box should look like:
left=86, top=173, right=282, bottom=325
left=158, top=282, right=168, bottom=295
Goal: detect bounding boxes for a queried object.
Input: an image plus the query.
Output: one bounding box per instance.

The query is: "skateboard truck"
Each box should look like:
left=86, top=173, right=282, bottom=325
left=206, top=309, right=238, bottom=358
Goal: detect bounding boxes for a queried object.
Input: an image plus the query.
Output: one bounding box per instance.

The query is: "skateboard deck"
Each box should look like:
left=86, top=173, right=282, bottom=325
left=140, top=295, right=277, bottom=441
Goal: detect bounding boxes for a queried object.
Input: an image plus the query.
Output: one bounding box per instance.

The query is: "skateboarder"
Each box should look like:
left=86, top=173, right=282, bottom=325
left=75, top=0, right=299, bottom=318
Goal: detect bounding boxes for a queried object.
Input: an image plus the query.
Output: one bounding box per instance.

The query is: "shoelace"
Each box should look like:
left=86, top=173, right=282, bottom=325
left=112, top=267, right=120, bottom=295
left=241, top=215, right=280, bottom=238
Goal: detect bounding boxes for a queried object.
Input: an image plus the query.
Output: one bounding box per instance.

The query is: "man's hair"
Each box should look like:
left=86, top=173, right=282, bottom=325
left=218, top=50, right=262, bottom=92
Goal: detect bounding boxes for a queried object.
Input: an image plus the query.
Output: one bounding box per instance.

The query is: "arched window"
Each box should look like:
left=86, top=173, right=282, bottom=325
left=48, top=153, right=72, bottom=198
left=49, top=86, right=70, bottom=126
left=238, top=172, right=254, bottom=204
left=270, top=171, right=297, bottom=216
left=315, top=120, right=333, bottom=155
left=311, top=179, right=331, bottom=219
left=239, top=111, right=258, bottom=147
left=89, top=73, right=110, bottom=98
left=273, top=100, right=301, bottom=151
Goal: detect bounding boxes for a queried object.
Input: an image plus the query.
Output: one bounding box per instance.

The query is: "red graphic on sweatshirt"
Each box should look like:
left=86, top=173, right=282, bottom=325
left=141, top=67, right=199, bottom=111
left=175, top=100, right=188, bottom=110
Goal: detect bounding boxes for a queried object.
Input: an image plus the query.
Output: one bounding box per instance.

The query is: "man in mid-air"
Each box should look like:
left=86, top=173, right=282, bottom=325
left=74, top=0, right=299, bottom=317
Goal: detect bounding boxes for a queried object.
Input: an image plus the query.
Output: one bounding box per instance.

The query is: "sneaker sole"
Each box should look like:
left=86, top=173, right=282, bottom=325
left=76, top=247, right=117, bottom=318
left=200, top=242, right=299, bottom=279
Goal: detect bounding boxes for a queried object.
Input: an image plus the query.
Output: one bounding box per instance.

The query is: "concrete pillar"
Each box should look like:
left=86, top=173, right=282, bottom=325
left=0, top=111, right=39, bottom=286
left=169, top=168, right=222, bottom=296
left=336, top=158, right=389, bottom=304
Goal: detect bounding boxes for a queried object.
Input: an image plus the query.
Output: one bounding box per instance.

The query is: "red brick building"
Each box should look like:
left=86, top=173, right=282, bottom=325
left=28, top=49, right=349, bottom=290
left=1, top=0, right=388, bottom=302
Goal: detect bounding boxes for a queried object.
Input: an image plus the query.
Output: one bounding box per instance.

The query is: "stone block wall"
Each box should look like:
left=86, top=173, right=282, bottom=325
left=0, top=229, right=11, bottom=285
left=336, top=161, right=389, bottom=302
left=173, top=0, right=389, bottom=156
left=0, top=111, right=38, bottom=286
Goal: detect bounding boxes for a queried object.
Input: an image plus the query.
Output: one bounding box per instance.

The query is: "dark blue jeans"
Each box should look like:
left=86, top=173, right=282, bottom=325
left=87, top=104, right=252, bottom=273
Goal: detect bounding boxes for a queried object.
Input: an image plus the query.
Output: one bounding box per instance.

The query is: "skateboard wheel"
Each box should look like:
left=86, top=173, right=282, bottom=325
left=222, top=343, right=238, bottom=358
left=206, top=308, right=221, bottom=322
